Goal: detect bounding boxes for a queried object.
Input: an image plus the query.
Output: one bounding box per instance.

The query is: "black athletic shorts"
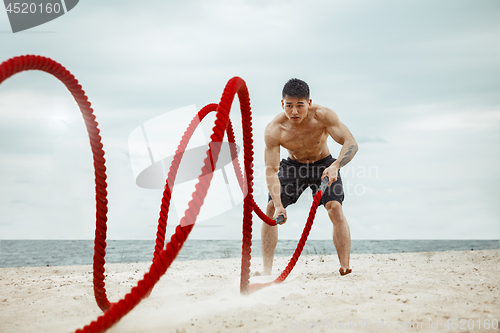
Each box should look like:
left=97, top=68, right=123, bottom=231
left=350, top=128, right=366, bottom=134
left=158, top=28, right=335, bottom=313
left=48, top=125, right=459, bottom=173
left=268, top=155, right=344, bottom=208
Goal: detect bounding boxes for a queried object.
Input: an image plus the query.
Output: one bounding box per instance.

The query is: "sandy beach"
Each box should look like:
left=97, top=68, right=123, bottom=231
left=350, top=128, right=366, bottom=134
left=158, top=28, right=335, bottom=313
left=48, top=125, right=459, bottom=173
left=1, top=249, right=498, bottom=332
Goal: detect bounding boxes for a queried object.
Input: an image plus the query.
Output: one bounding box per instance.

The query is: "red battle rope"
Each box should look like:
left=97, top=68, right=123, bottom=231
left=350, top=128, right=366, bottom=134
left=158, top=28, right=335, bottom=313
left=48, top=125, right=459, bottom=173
left=0, top=55, right=326, bottom=332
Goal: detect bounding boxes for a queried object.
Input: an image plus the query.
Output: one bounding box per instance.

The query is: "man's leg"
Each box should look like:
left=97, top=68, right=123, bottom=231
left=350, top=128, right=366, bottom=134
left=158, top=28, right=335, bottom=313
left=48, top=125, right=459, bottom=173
left=261, top=200, right=278, bottom=275
left=325, top=200, right=351, bottom=274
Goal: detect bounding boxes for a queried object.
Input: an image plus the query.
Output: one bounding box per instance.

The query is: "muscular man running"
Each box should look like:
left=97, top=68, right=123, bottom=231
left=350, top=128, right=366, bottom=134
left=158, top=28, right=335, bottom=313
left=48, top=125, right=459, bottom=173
left=262, top=78, right=358, bottom=276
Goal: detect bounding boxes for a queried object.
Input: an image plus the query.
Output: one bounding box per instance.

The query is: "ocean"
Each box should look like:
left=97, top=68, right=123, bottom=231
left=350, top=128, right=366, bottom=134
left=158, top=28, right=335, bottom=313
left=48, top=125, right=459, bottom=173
left=0, top=239, right=498, bottom=268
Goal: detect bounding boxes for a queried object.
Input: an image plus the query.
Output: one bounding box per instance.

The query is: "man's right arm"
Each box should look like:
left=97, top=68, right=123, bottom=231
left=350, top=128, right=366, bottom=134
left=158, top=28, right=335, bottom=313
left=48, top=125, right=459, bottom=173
left=264, top=123, right=287, bottom=222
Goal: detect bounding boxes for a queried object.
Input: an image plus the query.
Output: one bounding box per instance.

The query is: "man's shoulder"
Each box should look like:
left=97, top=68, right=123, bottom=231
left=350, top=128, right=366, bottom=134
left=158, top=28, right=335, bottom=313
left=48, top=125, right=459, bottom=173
left=266, top=113, right=286, bottom=130
left=312, top=104, right=339, bottom=126
left=264, top=113, right=285, bottom=145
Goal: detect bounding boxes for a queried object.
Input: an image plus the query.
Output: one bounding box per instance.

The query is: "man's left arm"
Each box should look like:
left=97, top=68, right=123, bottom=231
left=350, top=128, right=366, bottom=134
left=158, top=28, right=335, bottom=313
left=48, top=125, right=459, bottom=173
left=322, top=108, right=358, bottom=186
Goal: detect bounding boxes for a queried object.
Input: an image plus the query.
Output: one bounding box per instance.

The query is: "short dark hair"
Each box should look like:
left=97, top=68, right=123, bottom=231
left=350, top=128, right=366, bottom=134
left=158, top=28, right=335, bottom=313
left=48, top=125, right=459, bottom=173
left=282, top=78, right=310, bottom=100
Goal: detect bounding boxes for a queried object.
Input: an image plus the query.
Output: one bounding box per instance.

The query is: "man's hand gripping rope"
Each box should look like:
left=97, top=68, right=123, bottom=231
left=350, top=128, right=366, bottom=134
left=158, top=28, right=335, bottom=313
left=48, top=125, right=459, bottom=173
left=274, top=176, right=330, bottom=225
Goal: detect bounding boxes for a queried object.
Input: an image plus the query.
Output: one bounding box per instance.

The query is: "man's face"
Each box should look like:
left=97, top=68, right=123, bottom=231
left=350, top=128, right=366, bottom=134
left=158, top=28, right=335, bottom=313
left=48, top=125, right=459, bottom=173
left=282, top=96, right=312, bottom=124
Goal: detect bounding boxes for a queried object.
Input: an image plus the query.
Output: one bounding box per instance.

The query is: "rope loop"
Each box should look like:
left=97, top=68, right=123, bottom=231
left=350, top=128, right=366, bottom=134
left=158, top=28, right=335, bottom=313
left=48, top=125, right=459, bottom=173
left=0, top=55, right=325, bottom=333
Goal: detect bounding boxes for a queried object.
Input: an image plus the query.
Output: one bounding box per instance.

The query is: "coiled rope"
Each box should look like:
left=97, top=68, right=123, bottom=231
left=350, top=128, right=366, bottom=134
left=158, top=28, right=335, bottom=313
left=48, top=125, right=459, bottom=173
left=0, top=55, right=327, bottom=332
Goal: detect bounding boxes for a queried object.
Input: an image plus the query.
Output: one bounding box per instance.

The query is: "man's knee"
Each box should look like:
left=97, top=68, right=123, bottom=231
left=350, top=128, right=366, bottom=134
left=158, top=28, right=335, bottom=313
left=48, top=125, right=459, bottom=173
left=325, top=201, right=344, bottom=223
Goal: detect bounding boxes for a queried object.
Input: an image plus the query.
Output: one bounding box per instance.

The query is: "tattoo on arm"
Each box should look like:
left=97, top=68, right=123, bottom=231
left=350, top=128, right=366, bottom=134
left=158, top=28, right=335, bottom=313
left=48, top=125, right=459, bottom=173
left=339, top=144, right=357, bottom=168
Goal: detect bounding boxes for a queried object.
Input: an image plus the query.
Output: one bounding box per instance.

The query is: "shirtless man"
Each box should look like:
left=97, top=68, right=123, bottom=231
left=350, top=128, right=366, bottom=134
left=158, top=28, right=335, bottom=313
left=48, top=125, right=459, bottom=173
left=262, top=78, right=358, bottom=276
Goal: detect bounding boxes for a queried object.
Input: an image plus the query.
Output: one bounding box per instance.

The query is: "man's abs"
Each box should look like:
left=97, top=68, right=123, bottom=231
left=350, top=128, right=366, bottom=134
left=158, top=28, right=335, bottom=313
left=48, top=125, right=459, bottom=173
left=286, top=145, right=331, bottom=164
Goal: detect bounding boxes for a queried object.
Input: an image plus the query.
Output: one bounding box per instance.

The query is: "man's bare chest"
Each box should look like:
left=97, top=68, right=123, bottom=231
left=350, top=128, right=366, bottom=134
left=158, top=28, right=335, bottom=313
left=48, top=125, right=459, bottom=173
left=280, top=127, right=327, bottom=152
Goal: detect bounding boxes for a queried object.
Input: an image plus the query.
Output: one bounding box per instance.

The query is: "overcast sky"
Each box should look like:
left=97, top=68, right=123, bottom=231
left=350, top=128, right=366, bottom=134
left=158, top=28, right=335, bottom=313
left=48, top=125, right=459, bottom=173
left=1, top=0, right=499, bottom=240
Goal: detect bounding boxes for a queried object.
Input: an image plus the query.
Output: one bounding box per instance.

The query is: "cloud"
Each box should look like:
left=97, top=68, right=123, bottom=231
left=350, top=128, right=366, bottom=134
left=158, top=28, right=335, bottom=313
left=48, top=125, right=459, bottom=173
left=1, top=0, right=499, bottom=240
left=406, top=109, right=500, bottom=132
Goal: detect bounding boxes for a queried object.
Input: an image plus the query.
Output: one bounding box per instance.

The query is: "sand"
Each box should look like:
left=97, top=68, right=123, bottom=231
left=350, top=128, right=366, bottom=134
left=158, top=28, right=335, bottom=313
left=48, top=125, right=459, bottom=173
left=0, top=249, right=498, bottom=333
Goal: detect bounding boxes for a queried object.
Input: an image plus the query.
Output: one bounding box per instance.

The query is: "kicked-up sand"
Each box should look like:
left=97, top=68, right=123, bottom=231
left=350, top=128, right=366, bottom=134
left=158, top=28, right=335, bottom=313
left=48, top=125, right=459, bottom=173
left=0, top=249, right=498, bottom=332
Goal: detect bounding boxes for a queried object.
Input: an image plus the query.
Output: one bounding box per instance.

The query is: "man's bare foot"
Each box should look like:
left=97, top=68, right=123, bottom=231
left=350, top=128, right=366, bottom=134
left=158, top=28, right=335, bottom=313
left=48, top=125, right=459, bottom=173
left=339, top=267, right=352, bottom=276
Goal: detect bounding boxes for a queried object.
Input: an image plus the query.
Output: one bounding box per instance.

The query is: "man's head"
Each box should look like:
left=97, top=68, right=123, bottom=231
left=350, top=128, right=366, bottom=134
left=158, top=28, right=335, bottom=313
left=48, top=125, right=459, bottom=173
left=281, top=78, right=312, bottom=124
left=282, top=78, right=310, bottom=100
